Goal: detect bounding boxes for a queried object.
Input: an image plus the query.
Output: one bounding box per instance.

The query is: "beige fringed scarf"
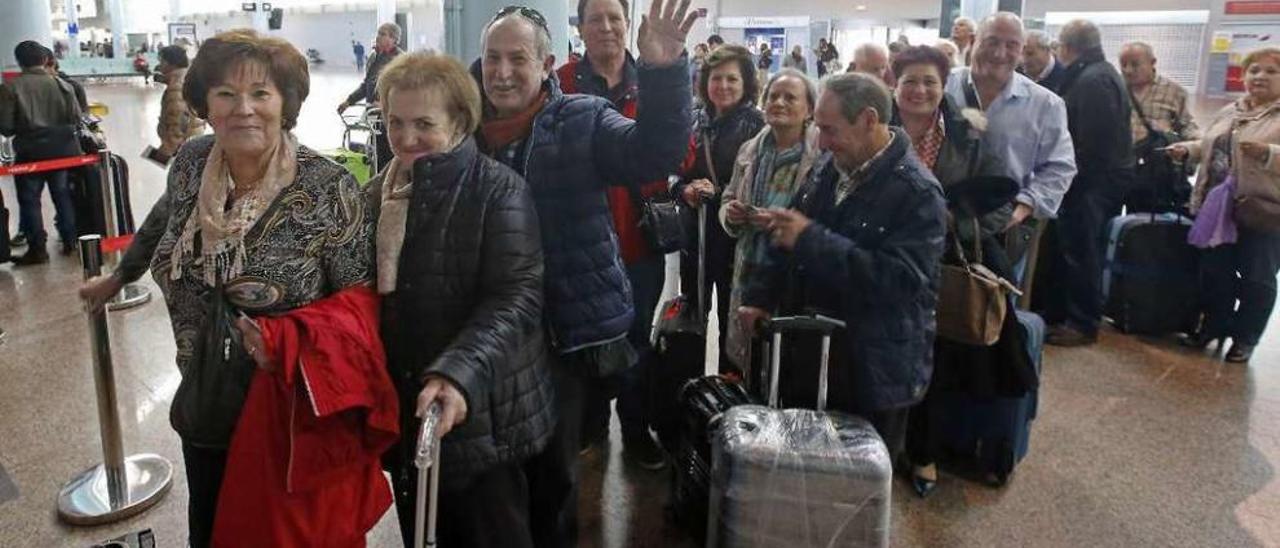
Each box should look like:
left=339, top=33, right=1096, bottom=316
left=170, top=132, right=299, bottom=285
left=375, top=156, right=412, bottom=294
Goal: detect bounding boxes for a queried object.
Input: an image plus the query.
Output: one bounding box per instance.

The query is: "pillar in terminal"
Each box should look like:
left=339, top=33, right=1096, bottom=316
left=0, top=0, right=53, bottom=67
left=106, top=0, right=127, bottom=57
left=444, top=0, right=570, bottom=67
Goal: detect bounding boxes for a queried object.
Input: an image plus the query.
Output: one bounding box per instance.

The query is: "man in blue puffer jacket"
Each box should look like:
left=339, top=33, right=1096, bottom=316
left=472, top=2, right=698, bottom=545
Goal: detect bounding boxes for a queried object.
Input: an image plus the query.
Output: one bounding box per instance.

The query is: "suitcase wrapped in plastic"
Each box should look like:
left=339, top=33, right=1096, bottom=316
left=932, top=310, right=1044, bottom=484
left=1102, top=212, right=1199, bottom=335
left=708, top=407, right=891, bottom=548
left=707, top=316, right=891, bottom=548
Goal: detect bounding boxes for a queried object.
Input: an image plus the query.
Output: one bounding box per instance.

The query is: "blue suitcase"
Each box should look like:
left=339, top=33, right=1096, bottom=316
left=932, top=310, right=1044, bottom=484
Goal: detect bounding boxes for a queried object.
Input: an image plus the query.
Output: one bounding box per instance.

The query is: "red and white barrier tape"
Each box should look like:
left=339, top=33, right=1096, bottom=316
left=0, top=154, right=100, bottom=177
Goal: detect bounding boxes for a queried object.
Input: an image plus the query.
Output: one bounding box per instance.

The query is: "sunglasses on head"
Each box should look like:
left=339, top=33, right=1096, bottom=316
left=493, top=5, right=551, bottom=37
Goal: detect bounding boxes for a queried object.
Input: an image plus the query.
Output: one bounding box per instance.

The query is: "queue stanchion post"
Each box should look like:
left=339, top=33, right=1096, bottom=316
left=57, top=235, right=173, bottom=525
left=96, top=150, right=150, bottom=311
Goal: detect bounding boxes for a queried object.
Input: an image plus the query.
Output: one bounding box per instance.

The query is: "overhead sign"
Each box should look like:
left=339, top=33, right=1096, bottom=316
left=717, top=16, right=810, bottom=29
left=68, top=23, right=79, bottom=36
left=1226, top=1, right=1280, bottom=15
left=242, top=2, right=257, bottom=11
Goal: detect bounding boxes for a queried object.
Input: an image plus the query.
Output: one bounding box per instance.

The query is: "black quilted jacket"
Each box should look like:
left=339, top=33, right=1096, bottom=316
left=369, top=137, right=556, bottom=485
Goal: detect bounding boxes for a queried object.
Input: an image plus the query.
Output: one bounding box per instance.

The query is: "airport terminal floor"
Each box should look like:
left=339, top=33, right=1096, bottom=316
left=1, top=70, right=1279, bottom=547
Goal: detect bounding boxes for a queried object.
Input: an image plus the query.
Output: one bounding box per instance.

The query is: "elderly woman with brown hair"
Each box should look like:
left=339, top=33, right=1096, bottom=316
left=1172, top=46, right=1280, bottom=363
left=79, top=30, right=382, bottom=547
left=367, top=51, right=555, bottom=548
left=672, top=44, right=766, bottom=374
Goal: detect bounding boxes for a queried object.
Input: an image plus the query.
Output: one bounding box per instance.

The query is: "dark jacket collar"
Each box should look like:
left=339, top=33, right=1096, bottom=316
left=411, top=136, right=478, bottom=188
left=699, top=102, right=758, bottom=131
left=574, top=51, right=638, bottom=103
left=818, top=126, right=913, bottom=198
left=1058, top=47, right=1107, bottom=95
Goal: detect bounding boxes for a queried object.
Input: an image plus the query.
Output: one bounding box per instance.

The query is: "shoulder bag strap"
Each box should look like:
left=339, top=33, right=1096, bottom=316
left=963, top=76, right=982, bottom=111
left=1129, top=88, right=1159, bottom=138
left=701, top=129, right=721, bottom=189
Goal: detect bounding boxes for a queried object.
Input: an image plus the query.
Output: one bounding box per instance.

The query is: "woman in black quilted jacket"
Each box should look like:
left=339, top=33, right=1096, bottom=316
left=368, top=51, right=556, bottom=548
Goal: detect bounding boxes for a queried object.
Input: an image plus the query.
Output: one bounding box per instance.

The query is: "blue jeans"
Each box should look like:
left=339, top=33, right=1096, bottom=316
left=15, top=170, right=76, bottom=249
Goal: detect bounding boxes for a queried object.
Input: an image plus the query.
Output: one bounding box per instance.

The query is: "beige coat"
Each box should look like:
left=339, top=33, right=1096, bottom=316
left=156, top=68, right=205, bottom=155
left=1183, top=97, right=1280, bottom=213
left=718, top=123, right=822, bottom=371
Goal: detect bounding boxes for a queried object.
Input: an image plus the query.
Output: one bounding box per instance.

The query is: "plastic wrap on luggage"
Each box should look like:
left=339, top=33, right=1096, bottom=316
left=708, top=405, right=891, bottom=548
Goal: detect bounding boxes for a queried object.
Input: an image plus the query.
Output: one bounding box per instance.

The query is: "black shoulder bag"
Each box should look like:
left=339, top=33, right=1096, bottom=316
left=630, top=180, right=688, bottom=254
left=170, top=279, right=258, bottom=448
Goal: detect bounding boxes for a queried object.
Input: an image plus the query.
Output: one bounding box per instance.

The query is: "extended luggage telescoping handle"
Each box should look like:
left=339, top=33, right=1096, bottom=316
left=760, top=315, right=847, bottom=411
left=414, top=402, right=443, bottom=548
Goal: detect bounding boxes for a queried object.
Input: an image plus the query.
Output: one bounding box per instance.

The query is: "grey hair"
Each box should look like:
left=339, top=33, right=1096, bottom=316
left=378, top=22, right=402, bottom=42
left=854, top=42, right=889, bottom=61
left=1059, top=19, right=1102, bottom=53
left=483, top=12, right=553, bottom=60
left=1121, top=40, right=1155, bottom=59
left=762, top=68, right=818, bottom=113
left=1025, top=29, right=1052, bottom=51
left=953, top=16, right=976, bottom=30
left=978, top=12, right=1025, bottom=43
left=822, top=72, right=891, bottom=125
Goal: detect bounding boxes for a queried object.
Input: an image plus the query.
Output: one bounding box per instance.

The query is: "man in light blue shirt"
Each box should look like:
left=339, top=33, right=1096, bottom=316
left=945, top=12, right=1076, bottom=287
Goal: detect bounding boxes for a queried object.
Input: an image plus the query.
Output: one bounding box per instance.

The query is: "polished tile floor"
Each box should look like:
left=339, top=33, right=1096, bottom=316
left=1, top=70, right=1278, bottom=547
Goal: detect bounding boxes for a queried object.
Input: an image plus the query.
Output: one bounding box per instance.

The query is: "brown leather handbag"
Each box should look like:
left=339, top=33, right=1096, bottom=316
left=937, top=220, right=1022, bottom=346
left=1235, top=194, right=1280, bottom=233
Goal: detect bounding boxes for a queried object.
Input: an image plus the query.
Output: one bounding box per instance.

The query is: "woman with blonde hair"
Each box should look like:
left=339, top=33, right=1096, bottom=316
left=368, top=51, right=555, bottom=548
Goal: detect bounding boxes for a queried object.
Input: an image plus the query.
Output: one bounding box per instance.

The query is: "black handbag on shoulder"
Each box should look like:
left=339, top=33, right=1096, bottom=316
left=630, top=179, right=689, bottom=254
left=169, top=279, right=258, bottom=449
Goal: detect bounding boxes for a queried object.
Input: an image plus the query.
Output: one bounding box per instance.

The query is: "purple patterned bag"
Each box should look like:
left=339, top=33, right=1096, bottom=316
left=1188, top=174, right=1239, bottom=249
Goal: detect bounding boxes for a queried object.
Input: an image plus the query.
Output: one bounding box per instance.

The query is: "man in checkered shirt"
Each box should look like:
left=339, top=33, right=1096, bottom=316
left=1119, top=41, right=1200, bottom=144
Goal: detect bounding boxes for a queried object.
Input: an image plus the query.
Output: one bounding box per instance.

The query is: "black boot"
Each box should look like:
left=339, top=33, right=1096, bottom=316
left=13, top=246, right=49, bottom=266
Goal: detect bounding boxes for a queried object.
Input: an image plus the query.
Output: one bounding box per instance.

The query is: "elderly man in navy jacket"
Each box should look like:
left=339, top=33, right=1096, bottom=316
left=472, top=1, right=698, bottom=545
left=739, top=72, right=947, bottom=459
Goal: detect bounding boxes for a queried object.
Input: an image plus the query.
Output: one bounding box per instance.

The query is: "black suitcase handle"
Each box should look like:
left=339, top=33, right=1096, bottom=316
left=759, top=314, right=846, bottom=410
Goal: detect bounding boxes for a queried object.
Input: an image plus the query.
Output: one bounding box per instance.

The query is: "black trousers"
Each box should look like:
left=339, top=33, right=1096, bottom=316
left=1200, top=226, right=1280, bottom=346
left=390, top=459, right=538, bottom=548
left=529, top=363, right=586, bottom=548
left=1046, top=181, right=1126, bottom=335
left=181, top=443, right=228, bottom=548
left=388, top=364, right=584, bottom=548
left=582, top=256, right=666, bottom=444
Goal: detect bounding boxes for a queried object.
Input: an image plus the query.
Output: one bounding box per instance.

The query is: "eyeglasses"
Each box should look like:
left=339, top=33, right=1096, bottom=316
left=493, top=5, right=551, bottom=38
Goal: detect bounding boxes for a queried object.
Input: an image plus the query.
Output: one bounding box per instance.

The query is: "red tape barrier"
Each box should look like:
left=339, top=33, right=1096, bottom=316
left=0, top=154, right=100, bottom=177
left=103, top=235, right=134, bottom=254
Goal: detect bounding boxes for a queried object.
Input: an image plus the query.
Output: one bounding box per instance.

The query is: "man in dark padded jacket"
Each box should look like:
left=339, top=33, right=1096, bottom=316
left=739, top=72, right=947, bottom=462
left=337, top=22, right=402, bottom=172
left=472, top=1, right=698, bottom=545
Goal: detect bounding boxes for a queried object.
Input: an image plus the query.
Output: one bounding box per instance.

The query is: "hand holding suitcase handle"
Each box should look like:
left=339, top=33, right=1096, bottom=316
left=414, top=402, right=443, bottom=548
left=759, top=314, right=847, bottom=410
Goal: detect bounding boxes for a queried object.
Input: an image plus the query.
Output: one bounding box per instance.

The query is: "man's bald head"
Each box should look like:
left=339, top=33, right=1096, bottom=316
left=1119, top=41, right=1157, bottom=89
left=972, top=12, right=1025, bottom=82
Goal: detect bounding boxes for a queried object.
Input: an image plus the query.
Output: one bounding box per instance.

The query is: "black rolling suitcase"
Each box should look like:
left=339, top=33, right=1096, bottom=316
left=653, top=202, right=711, bottom=452
left=1102, top=212, right=1200, bottom=335
left=72, top=153, right=135, bottom=237
left=670, top=375, right=755, bottom=536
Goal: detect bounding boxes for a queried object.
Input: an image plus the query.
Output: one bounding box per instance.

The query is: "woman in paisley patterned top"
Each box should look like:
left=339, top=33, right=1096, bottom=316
left=79, top=29, right=374, bottom=547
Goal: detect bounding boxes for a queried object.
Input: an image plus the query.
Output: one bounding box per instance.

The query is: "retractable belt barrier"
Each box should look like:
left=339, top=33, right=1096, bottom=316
left=56, top=236, right=173, bottom=525
left=0, top=152, right=139, bottom=259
